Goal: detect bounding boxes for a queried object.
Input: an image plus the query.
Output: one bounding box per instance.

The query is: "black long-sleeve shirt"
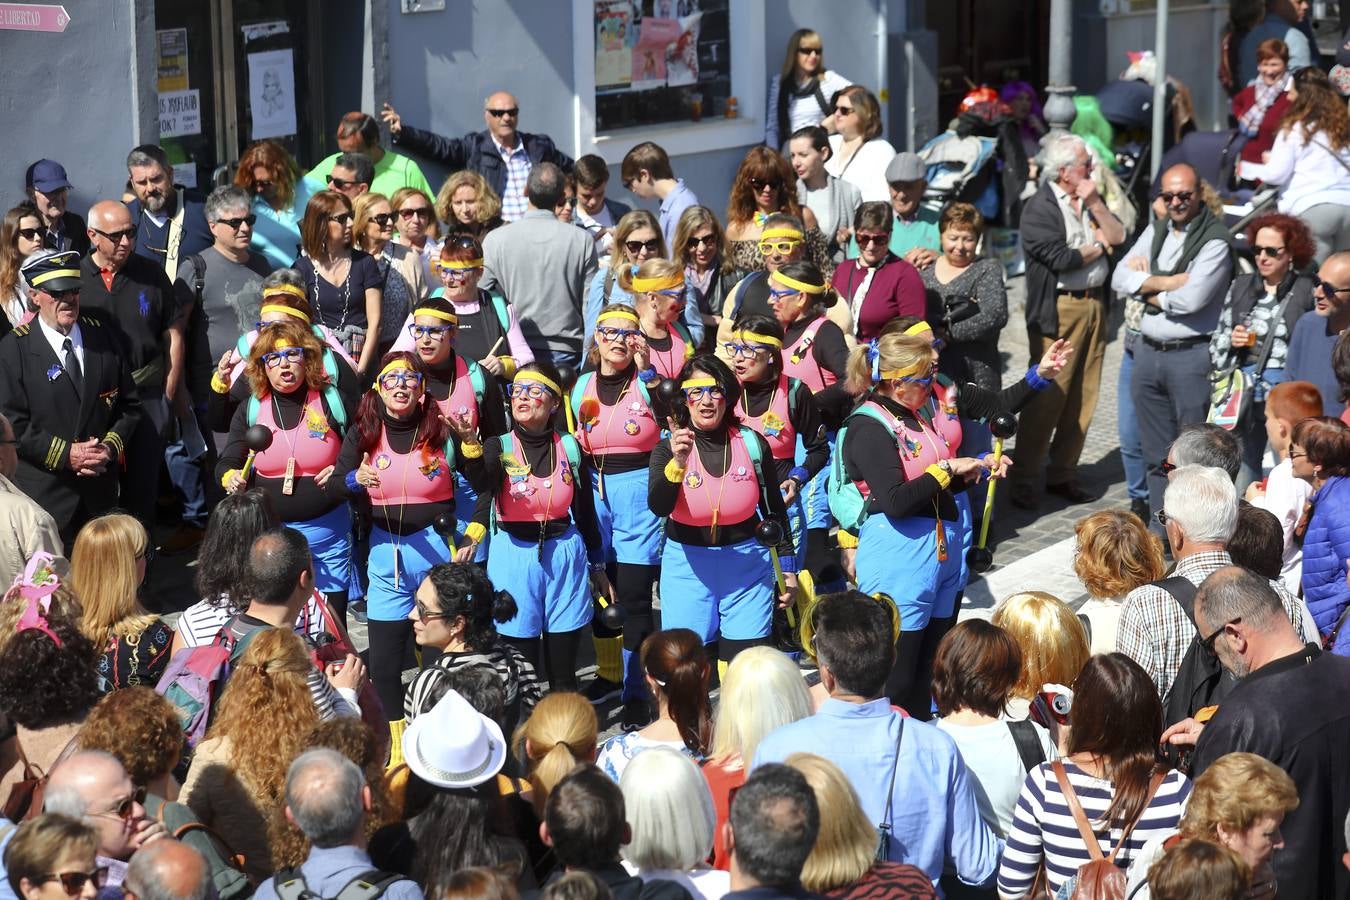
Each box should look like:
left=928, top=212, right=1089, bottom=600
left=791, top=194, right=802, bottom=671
left=648, top=424, right=795, bottom=559
left=739, top=377, right=829, bottom=483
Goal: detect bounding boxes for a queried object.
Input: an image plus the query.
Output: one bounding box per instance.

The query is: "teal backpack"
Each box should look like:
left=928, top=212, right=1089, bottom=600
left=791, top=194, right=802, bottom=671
left=827, top=403, right=899, bottom=532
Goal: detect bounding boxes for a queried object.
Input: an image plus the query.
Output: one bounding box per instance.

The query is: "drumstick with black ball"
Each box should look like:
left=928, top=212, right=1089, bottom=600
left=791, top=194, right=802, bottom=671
left=240, top=424, right=274, bottom=483
left=657, top=378, right=690, bottom=428
left=967, top=411, right=1018, bottom=574
left=755, top=518, right=796, bottom=627
left=556, top=364, right=579, bottom=433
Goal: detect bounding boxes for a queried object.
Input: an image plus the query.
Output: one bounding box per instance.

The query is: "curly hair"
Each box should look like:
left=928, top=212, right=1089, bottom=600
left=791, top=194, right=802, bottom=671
left=727, top=147, right=803, bottom=228
left=1073, top=509, right=1167, bottom=600
left=422, top=563, right=516, bottom=652
left=1244, top=212, right=1317, bottom=271
left=353, top=351, right=448, bottom=455
left=0, top=584, right=100, bottom=729
left=1280, top=66, right=1350, bottom=152
left=206, top=627, right=319, bottom=803
left=245, top=320, right=330, bottom=398
left=236, top=141, right=302, bottom=210
left=435, top=171, right=502, bottom=231
left=1180, top=751, right=1298, bottom=841
left=78, top=687, right=184, bottom=786
left=268, top=717, right=393, bottom=870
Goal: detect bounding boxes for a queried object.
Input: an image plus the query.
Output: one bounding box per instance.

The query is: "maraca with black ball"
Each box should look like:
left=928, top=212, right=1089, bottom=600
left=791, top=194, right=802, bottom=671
left=433, top=511, right=458, bottom=542
left=554, top=363, right=579, bottom=433
left=967, top=412, right=1018, bottom=574
left=755, top=518, right=796, bottom=626
left=657, top=378, right=690, bottom=427
left=596, top=596, right=626, bottom=630
left=240, top=424, right=274, bottom=482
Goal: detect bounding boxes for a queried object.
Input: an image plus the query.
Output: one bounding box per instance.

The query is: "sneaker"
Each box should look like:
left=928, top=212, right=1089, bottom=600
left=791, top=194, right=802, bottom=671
left=620, top=700, right=652, bottom=731
left=1130, top=497, right=1150, bottom=523
left=583, top=675, right=623, bottom=706
left=348, top=601, right=368, bottom=624
left=157, top=524, right=205, bottom=556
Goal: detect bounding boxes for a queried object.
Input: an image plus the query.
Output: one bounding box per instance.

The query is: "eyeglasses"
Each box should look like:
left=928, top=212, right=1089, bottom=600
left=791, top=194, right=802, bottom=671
left=723, top=342, right=771, bottom=361
left=797, top=46, right=823, bottom=56
left=17, top=227, right=43, bottom=241
left=684, top=385, right=726, bottom=402
left=415, top=602, right=448, bottom=622
left=653, top=288, right=685, bottom=303
left=254, top=318, right=289, bottom=330
left=1154, top=508, right=1169, bottom=527
left=758, top=239, right=801, bottom=256
left=326, top=175, right=359, bottom=190
left=40, top=867, right=109, bottom=896
left=261, top=347, right=306, bottom=369
left=1160, top=459, right=1178, bottom=475
left=559, top=197, right=577, bottom=210
left=1158, top=190, right=1194, bottom=205
left=215, top=214, right=257, bottom=231
left=93, top=785, right=147, bottom=821
left=408, top=323, right=454, bottom=341
left=379, top=370, right=424, bottom=390
left=1199, top=617, right=1242, bottom=659
left=1253, top=245, right=1286, bottom=259
left=93, top=227, right=136, bottom=245
left=448, top=235, right=479, bottom=249
left=856, top=232, right=890, bottom=247
left=437, top=266, right=479, bottom=282
left=399, top=207, right=432, bottom=220
left=625, top=238, right=661, bottom=255
left=45, top=288, right=80, bottom=301
left=329, top=213, right=354, bottom=226
left=749, top=177, right=783, bottom=193
left=834, top=105, right=854, bottom=116
left=685, top=234, right=717, bottom=250
left=1289, top=448, right=1306, bottom=459
left=507, top=382, right=555, bottom=400
left=596, top=325, right=640, bottom=343
left=1312, top=276, right=1350, bottom=296
left=369, top=213, right=395, bottom=227
left=486, top=107, right=519, bottom=118
left=254, top=179, right=275, bottom=193
left=767, top=285, right=799, bottom=302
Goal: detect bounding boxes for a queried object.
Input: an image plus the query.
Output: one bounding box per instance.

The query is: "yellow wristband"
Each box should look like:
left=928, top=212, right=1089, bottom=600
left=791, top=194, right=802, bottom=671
left=924, top=463, right=952, bottom=489
left=459, top=440, right=484, bottom=459
left=211, top=371, right=231, bottom=394
left=464, top=522, right=487, bottom=545
left=499, top=356, right=517, bottom=379
left=664, top=458, right=687, bottom=484
left=836, top=530, right=859, bottom=549
left=221, top=468, right=242, bottom=489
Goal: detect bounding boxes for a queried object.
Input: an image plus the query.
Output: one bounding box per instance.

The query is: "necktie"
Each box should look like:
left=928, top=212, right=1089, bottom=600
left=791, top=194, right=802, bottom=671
left=62, top=337, right=83, bottom=394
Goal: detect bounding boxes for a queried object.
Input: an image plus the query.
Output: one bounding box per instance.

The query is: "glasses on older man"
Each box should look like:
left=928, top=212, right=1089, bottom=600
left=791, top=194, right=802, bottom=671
left=91, top=785, right=147, bottom=822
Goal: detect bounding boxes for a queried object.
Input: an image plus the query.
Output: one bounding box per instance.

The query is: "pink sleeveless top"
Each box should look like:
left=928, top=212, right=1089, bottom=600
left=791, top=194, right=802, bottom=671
left=253, top=390, right=342, bottom=477
left=646, top=326, right=688, bottom=381
left=928, top=379, right=963, bottom=451
left=368, top=428, right=455, bottom=508
left=671, top=430, right=761, bottom=527
left=576, top=374, right=660, bottom=456
left=852, top=400, right=951, bottom=499
left=783, top=318, right=839, bottom=393
left=738, top=375, right=797, bottom=462
left=496, top=434, right=576, bottom=523
left=433, top=356, right=482, bottom=432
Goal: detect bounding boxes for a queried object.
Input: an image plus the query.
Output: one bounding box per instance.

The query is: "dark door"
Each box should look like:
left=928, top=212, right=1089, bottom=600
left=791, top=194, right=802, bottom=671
left=925, top=0, right=1052, bottom=125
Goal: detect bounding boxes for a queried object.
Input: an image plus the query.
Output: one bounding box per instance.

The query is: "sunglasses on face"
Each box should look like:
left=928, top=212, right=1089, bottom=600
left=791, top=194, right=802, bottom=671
left=1313, top=276, right=1350, bottom=296
left=749, top=177, right=783, bottom=192
left=684, top=385, right=726, bottom=402
left=254, top=179, right=275, bottom=193
left=448, top=235, right=478, bottom=249
left=1158, top=190, right=1194, bottom=205
left=686, top=234, right=717, bottom=250
left=380, top=371, right=424, bottom=390
left=215, top=214, right=257, bottom=231
left=1253, top=245, right=1286, bottom=259
left=94, top=785, right=147, bottom=821
left=369, top=213, right=396, bottom=227
left=408, top=323, right=453, bottom=342
left=625, top=238, right=661, bottom=255
left=596, top=325, right=640, bottom=343
left=326, top=175, right=359, bottom=190
left=329, top=212, right=354, bottom=226
left=653, top=288, right=685, bottom=303
left=1154, top=508, right=1169, bottom=527
left=834, top=105, right=854, bottom=115
left=723, top=342, right=771, bottom=361
left=45, top=288, right=80, bottom=302
left=797, top=46, right=823, bottom=56
left=856, top=232, right=890, bottom=247
left=507, top=382, right=555, bottom=400
left=1199, top=617, right=1242, bottom=659
left=487, top=107, right=520, bottom=118
left=94, top=227, right=136, bottom=244
left=262, top=347, right=306, bottom=369
left=758, top=240, right=801, bottom=256
left=17, top=227, right=43, bottom=241
left=40, top=867, right=109, bottom=896
left=399, top=207, right=432, bottom=220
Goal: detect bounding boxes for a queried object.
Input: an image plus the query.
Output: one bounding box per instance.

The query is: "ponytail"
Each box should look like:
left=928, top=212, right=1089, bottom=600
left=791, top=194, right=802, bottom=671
left=491, top=589, right=517, bottom=624
left=512, top=693, right=598, bottom=816
left=641, top=629, right=713, bottom=755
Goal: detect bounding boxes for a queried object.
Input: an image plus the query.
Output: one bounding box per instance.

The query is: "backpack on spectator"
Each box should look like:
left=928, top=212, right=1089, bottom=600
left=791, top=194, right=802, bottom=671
left=1051, top=761, right=1166, bottom=900
left=271, top=867, right=404, bottom=900
left=1158, top=577, right=1238, bottom=727
left=155, top=635, right=234, bottom=749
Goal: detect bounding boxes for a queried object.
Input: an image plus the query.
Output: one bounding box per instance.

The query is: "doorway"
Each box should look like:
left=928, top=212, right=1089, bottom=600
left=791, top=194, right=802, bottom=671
left=924, top=0, right=1052, bottom=126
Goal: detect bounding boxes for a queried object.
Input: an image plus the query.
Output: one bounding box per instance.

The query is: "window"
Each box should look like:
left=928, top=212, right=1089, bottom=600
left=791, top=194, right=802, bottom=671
left=572, top=0, right=766, bottom=163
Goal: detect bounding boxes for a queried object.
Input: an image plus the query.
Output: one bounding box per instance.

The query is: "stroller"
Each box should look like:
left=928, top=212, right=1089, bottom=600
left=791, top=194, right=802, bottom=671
left=918, top=95, right=1031, bottom=228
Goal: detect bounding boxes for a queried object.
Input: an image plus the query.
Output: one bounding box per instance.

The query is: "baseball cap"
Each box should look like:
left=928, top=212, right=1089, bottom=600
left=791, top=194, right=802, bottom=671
left=25, top=159, right=73, bottom=194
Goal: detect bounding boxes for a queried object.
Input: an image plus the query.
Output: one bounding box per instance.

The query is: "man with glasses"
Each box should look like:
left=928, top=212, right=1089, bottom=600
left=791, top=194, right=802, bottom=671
left=847, top=152, right=940, bottom=267
left=43, top=750, right=168, bottom=894
left=383, top=91, right=574, bottom=222
left=0, top=251, right=140, bottom=545
left=1112, top=164, right=1233, bottom=532
left=1285, top=250, right=1350, bottom=416
left=1012, top=135, right=1126, bottom=510
left=79, top=200, right=185, bottom=543
left=124, top=144, right=213, bottom=273
left=23, top=158, right=89, bottom=255
left=306, top=110, right=434, bottom=200
left=1115, top=465, right=1313, bottom=704
left=1161, top=566, right=1350, bottom=900
left=320, top=152, right=374, bottom=201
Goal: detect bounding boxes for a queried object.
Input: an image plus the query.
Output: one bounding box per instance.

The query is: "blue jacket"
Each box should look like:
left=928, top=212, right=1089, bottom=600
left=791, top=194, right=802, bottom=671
left=1302, top=475, right=1350, bottom=651
left=392, top=125, right=574, bottom=200
left=127, top=188, right=214, bottom=265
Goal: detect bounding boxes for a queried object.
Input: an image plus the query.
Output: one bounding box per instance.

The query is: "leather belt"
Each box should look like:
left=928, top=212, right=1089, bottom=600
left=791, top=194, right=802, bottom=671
left=1141, top=334, right=1210, bottom=352
left=1058, top=287, right=1101, bottom=300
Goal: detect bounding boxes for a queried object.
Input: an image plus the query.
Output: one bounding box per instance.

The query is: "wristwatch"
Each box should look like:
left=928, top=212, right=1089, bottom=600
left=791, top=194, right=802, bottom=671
left=938, top=460, right=954, bottom=477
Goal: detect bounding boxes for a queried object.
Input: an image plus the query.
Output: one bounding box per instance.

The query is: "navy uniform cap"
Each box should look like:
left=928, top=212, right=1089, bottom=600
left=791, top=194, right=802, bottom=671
left=21, top=250, right=82, bottom=293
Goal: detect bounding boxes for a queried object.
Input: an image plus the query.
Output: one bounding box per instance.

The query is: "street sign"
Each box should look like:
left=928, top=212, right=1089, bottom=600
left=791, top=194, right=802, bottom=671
left=0, top=3, right=70, bottom=32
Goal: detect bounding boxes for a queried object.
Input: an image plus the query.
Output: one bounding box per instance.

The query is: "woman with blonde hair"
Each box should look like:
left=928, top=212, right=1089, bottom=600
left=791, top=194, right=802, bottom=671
left=583, top=209, right=703, bottom=351
left=766, top=28, right=852, bottom=151
left=673, top=206, right=734, bottom=337
left=620, top=748, right=729, bottom=899
left=512, top=692, right=598, bottom=816
left=785, top=753, right=936, bottom=898
left=1125, top=752, right=1298, bottom=900
left=181, top=627, right=321, bottom=883
left=69, top=514, right=173, bottom=692
left=1073, top=510, right=1167, bottom=653
left=436, top=171, right=504, bottom=242
left=989, top=591, right=1090, bottom=720
left=702, top=646, right=812, bottom=870
left=621, top=258, right=697, bottom=380
left=353, top=192, right=427, bottom=352
left=391, top=186, right=443, bottom=290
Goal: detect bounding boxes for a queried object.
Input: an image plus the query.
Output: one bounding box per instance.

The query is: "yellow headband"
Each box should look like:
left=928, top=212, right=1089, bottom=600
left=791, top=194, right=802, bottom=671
left=903, top=321, right=933, bottom=337
left=880, top=360, right=929, bottom=380
left=30, top=269, right=81, bottom=287
left=437, top=258, right=484, bottom=270
left=379, top=359, right=417, bottom=380
left=771, top=272, right=828, bottom=295
left=760, top=227, right=803, bottom=242
left=597, top=308, right=640, bottom=327
left=514, top=371, right=561, bottom=396
left=681, top=376, right=717, bottom=389
left=262, top=283, right=307, bottom=302
left=631, top=273, right=685, bottom=293
left=260, top=303, right=310, bottom=323
left=273, top=339, right=293, bottom=350
left=736, top=330, right=783, bottom=349
left=413, top=307, right=458, bottom=324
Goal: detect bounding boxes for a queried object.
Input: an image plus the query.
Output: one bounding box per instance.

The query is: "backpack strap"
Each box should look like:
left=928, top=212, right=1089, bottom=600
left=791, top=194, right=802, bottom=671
left=1051, top=761, right=1106, bottom=862
left=1105, top=770, right=1168, bottom=863
left=1157, top=576, right=1200, bottom=629
left=673, top=321, right=695, bottom=360
left=739, top=425, right=779, bottom=523
left=489, top=292, right=512, bottom=335
left=465, top=358, right=487, bottom=406
left=811, top=79, right=831, bottom=117
left=271, top=867, right=316, bottom=900
left=245, top=394, right=260, bottom=428
left=188, top=253, right=206, bottom=304
left=335, top=869, right=405, bottom=900
left=1007, top=720, right=1045, bottom=774
left=165, top=819, right=248, bottom=872
left=559, top=433, right=582, bottom=474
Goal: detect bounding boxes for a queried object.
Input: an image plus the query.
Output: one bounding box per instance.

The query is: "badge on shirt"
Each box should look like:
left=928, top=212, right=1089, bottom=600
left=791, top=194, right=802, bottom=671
left=374, top=453, right=392, bottom=470
left=684, top=472, right=703, bottom=489
left=502, top=455, right=530, bottom=479
left=46, top=365, right=62, bottom=382
left=99, top=388, right=119, bottom=407
left=418, top=450, right=444, bottom=481
left=761, top=411, right=786, bottom=438
left=305, top=406, right=329, bottom=439
left=731, top=465, right=752, bottom=482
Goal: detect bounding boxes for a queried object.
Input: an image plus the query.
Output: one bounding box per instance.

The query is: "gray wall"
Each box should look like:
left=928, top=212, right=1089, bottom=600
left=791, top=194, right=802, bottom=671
left=0, top=0, right=156, bottom=214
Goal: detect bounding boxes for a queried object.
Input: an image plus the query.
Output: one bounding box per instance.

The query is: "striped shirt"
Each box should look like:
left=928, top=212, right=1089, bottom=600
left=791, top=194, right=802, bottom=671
left=996, top=761, right=1191, bottom=899
left=494, top=136, right=532, bottom=222
left=403, top=645, right=543, bottom=722
left=174, top=594, right=328, bottom=648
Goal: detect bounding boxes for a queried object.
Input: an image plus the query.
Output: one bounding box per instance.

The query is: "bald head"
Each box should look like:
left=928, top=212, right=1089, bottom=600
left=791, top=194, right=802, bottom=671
left=88, top=200, right=131, bottom=231
left=483, top=91, right=521, bottom=145
left=124, top=840, right=212, bottom=900
left=1159, top=164, right=1201, bottom=226
left=1315, top=252, right=1350, bottom=321
left=86, top=201, right=135, bottom=269
left=45, top=750, right=127, bottom=815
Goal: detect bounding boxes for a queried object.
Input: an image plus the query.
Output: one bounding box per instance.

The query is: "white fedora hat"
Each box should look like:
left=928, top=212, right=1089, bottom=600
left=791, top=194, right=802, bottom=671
left=402, top=689, right=507, bottom=789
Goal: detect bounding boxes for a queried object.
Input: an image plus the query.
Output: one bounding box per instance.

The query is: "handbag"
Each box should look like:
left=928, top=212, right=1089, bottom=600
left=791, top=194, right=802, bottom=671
left=1207, top=278, right=1299, bottom=430
left=875, top=717, right=905, bottom=861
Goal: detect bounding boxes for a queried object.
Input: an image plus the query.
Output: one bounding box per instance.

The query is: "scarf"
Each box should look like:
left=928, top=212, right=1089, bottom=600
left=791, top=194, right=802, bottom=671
left=1149, top=205, right=1231, bottom=277
left=1238, top=77, right=1287, bottom=136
